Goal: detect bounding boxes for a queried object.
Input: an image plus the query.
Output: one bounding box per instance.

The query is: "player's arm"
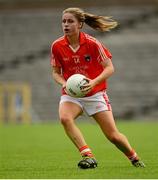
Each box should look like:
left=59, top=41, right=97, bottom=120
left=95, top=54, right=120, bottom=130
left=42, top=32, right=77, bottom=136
left=82, top=59, right=114, bottom=92
left=93, top=58, right=114, bottom=85
left=52, top=66, right=66, bottom=88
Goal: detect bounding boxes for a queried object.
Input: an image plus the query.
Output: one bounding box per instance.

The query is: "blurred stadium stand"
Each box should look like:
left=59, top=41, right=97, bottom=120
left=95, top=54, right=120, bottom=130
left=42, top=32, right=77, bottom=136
left=0, top=0, right=158, bottom=9
left=0, top=0, right=158, bottom=122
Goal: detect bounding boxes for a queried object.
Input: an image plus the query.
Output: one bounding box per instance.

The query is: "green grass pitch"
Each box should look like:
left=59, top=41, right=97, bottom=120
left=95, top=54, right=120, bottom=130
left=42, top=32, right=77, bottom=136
left=0, top=120, right=158, bottom=179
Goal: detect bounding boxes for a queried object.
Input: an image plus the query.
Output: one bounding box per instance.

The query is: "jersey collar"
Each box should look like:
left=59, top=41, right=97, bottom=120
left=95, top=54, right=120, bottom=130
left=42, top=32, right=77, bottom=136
left=64, top=32, right=87, bottom=46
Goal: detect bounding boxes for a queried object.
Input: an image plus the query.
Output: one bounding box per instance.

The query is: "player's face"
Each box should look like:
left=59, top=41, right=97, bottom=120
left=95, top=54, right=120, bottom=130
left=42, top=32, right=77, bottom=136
left=62, top=13, right=81, bottom=37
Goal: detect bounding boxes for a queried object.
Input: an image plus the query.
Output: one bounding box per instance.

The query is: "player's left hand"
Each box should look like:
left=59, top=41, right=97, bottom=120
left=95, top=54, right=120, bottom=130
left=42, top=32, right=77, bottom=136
left=81, top=78, right=97, bottom=93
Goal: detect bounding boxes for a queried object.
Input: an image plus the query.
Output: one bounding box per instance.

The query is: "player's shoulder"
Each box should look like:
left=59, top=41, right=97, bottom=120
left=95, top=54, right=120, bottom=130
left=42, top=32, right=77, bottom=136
left=83, top=32, right=101, bottom=47
left=51, top=36, right=65, bottom=49
left=84, top=33, right=98, bottom=44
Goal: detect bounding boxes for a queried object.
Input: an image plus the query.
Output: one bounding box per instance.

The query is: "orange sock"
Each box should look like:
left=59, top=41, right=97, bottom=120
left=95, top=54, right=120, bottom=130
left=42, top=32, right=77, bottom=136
left=125, top=149, right=139, bottom=162
left=79, top=145, right=94, bottom=157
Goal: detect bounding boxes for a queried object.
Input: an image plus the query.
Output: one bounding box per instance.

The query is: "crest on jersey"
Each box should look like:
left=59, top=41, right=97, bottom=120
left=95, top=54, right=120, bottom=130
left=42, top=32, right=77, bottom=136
left=84, top=54, right=91, bottom=62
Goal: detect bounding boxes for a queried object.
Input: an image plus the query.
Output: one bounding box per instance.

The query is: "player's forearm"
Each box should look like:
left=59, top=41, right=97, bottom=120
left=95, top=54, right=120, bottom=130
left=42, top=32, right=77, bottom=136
left=94, top=65, right=114, bottom=85
left=52, top=72, right=66, bottom=86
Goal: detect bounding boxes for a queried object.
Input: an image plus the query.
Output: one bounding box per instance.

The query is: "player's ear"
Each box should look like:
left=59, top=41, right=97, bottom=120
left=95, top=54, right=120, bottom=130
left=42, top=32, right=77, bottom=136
left=79, top=22, right=83, bottom=29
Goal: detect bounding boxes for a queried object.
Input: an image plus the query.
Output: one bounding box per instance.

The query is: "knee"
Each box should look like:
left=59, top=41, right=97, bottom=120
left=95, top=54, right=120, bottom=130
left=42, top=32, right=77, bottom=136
left=60, top=116, right=73, bottom=126
left=107, top=132, right=121, bottom=144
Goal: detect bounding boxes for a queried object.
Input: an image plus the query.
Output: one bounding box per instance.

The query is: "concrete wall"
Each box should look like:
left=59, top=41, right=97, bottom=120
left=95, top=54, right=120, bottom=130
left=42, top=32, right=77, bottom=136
left=0, top=0, right=158, bottom=10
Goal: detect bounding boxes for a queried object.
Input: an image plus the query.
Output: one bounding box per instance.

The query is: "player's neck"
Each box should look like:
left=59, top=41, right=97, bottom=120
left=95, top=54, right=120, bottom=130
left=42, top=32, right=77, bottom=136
left=67, top=33, right=80, bottom=49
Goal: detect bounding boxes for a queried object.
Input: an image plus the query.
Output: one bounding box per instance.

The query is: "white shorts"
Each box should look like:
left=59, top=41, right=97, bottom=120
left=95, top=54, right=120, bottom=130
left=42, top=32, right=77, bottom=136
left=59, top=91, right=112, bottom=116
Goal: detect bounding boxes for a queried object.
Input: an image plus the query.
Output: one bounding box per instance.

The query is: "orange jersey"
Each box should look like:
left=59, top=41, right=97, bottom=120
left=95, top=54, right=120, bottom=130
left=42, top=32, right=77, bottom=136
left=51, top=32, right=112, bottom=96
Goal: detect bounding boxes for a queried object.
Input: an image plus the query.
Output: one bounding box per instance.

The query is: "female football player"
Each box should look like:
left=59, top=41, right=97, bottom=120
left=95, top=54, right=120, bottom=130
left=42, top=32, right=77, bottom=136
left=51, top=7, right=145, bottom=169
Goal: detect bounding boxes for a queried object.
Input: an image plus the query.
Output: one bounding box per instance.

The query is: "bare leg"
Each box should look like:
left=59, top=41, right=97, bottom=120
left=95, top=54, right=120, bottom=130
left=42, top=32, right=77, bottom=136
left=59, top=102, right=97, bottom=169
left=93, top=111, right=145, bottom=167
left=59, top=101, right=86, bottom=149
left=93, top=111, right=132, bottom=153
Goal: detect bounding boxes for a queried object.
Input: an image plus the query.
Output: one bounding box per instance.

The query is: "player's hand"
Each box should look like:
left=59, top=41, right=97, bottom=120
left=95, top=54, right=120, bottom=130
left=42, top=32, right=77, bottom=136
left=62, top=83, right=68, bottom=93
left=62, top=83, right=66, bottom=89
left=81, top=78, right=97, bottom=93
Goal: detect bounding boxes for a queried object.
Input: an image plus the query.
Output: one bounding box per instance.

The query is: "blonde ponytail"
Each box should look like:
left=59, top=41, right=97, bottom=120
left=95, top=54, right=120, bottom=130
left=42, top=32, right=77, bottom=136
left=84, top=13, right=118, bottom=31
left=63, top=7, right=118, bottom=32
